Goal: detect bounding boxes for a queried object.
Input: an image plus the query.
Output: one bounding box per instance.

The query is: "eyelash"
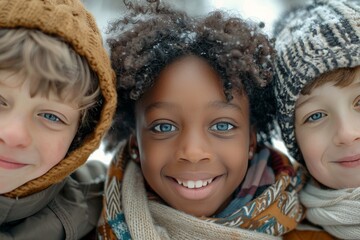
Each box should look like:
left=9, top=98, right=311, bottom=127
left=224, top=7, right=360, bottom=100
left=304, top=112, right=327, bottom=123
left=209, top=122, right=235, bottom=132
left=150, top=121, right=236, bottom=134
left=38, top=112, right=64, bottom=124
left=303, top=96, right=360, bottom=124
left=0, top=95, right=69, bottom=126
left=151, top=123, right=177, bottom=133
left=0, top=97, right=8, bottom=107
left=354, top=97, right=360, bottom=107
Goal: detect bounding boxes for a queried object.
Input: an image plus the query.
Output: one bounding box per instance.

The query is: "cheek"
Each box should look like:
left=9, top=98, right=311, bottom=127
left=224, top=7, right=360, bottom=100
left=223, top=147, right=249, bottom=191
left=217, top=137, right=250, bottom=173
left=138, top=138, right=170, bottom=169
left=37, top=130, right=76, bottom=168
left=219, top=132, right=250, bottom=157
left=42, top=139, right=71, bottom=166
left=297, top=138, right=314, bottom=159
left=296, top=130, right=327, bottom=171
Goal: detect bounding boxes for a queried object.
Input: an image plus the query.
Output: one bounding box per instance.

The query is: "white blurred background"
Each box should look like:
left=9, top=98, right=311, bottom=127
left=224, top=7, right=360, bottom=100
left=83, top=0, right=306, bottom=39
left=84, top=0, right=306, bottom=164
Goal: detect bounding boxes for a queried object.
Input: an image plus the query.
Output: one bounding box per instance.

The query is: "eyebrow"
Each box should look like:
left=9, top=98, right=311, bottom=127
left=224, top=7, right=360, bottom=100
left=208, top=100, right=243, bottom=112
left=297, top=80, right=360, bottom=109
left=349, top=81, right=360, bottom=88
left=144, top=100, right=243, bottom=115
left=144, top=102, right=179, bottom=114
left=0, top=94, right=6, bottom=103
left=296, top=96, right=316, bottom=109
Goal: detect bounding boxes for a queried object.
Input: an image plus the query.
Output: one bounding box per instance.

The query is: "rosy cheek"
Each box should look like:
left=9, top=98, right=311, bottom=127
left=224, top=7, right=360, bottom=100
left=46, top=139, right=71, bottom=166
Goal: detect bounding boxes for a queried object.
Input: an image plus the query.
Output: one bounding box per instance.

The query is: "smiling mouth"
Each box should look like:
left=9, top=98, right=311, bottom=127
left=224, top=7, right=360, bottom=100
left=169, top=176, right=222, bottom=200
left=337, top=158, right=360, bottom=168
left=0, top=159, right=27, bottom=169
left=174, top=178, right=215, bottom=189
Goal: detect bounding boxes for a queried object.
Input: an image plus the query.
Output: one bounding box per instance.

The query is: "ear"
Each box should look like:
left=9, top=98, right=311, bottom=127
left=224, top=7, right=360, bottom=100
left=248, top=125, right=257, bottom=160
left=128, top=134, right=140, bottom=162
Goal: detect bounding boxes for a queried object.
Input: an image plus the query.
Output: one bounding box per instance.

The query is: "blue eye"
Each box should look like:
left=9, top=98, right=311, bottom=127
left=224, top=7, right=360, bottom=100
left=39, top=113, right=62, bottom=123
left=306, top=112, right=326, bottom=122
left=210, top=122, right=234, bottom=131
left=152, top=123, right=176, bottom=133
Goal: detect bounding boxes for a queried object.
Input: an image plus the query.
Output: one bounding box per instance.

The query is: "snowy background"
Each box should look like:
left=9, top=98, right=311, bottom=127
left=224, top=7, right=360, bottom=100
left=84, top=0, right=307, bottom=164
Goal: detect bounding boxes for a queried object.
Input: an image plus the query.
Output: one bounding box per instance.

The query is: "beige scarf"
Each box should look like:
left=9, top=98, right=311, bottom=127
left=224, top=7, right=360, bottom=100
left=300, top=183, right=360, bottom=239
left=122, top=161, right=280, bottom=240
left=98, top=143, right=304, bottom=239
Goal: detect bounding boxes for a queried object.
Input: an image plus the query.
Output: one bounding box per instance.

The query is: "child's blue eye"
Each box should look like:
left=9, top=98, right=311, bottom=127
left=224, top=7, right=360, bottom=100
left=210, top=122, right=234, bottom=131
left=306, top=112, right=326, bottom=122
left=152, top=123, right=176, bottom=133
left=39, top=113, right=62, bottom=123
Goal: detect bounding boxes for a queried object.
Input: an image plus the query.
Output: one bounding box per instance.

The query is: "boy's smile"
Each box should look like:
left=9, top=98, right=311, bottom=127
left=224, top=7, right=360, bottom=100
left=295, top=73, right=360, bottom=189
left=0, top=155, right=28, bottom=170
left=0, top=74, right=80, bottom=193
left=134, top=56, right=255, bottom=217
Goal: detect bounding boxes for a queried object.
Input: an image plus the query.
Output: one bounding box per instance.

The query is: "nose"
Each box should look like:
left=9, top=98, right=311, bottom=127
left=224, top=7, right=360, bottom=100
left=333, top=117, right=360, bottom=146
left=0, top=116, right=32, bottom=148
left=176, top=128, right=212, bottom=163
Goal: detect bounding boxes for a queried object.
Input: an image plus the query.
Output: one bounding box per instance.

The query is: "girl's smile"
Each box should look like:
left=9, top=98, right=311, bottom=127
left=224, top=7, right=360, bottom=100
left=168, top=175, right=223, bottom=201
left=133, top=55, right=255, bottom=217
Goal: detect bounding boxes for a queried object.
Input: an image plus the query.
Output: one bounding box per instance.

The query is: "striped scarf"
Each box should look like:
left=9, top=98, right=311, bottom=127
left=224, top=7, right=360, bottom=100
left=98, top=143, right=305, bottom=239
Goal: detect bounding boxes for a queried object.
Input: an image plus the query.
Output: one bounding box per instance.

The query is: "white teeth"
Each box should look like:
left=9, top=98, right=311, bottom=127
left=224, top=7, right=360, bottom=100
left=176, top=178, right=214, bottom=189
left=195, top=180, right=202, bottom=188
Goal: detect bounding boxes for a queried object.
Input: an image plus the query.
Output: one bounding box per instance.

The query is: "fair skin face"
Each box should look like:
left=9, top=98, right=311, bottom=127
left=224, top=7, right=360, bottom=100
left=295, top=72, right=360, bottom=189
left=133, top=55, right=255, bottom=217
left=0, top=72, right=80, bottom=194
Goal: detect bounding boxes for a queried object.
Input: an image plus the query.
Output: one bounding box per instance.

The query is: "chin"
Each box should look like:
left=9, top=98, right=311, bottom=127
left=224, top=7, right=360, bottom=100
left=178, top=205, right=216, bottom=218
left=0, top=186, right=15, bottom=194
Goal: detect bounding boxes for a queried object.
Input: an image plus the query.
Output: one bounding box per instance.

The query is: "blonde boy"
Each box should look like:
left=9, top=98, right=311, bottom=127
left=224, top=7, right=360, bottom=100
left=0, top=0, right=116, bottom=238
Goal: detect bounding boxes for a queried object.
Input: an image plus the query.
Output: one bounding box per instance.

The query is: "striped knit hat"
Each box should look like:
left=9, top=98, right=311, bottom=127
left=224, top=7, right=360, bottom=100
left=1, top=0, right=117, bottom=197
left=274, top=0, right=360, bottom=162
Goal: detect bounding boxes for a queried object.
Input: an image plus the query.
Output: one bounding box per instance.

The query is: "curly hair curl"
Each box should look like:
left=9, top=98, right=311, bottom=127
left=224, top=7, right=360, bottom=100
left=105, top=0, right=276, bottom=150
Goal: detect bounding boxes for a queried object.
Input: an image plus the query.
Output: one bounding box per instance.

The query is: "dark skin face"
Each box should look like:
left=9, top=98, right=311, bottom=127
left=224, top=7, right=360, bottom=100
left=133, top=55, right=256, bottom=217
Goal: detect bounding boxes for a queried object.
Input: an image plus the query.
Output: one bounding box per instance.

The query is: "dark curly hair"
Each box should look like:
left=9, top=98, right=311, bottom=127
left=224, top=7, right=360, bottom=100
left=105, top=0, right=276, bottom=151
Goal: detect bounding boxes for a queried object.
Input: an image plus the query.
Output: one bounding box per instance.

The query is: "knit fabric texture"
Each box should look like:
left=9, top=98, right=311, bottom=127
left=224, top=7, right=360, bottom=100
left=1, top=0, right=117, bottom=198
left=273, top=0, right=360, bottom=162
left=97, top=142, right=305, bottom=239
left=300, top=184, right=360, bottom=239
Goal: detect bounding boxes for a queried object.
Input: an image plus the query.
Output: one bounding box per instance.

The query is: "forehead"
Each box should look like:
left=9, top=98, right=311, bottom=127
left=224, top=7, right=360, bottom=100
left=0, top=71, right=21, bottom=86
left=154, top=56, right=222, bottom=96
left=0, top=71, right=78, bottom=106
left=137, top=55, right=249, bottom=112
left=297, top=74, right=360, bottom=107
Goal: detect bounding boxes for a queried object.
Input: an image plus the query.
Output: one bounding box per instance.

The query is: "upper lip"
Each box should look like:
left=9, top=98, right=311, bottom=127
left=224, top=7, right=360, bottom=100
left=0, top=155, right=24, bottom=165
left=169, top=172, right=221, bottom=182
left=336, top=153, right=360, bottom=163
left=175, top=178, right=215, bottom=188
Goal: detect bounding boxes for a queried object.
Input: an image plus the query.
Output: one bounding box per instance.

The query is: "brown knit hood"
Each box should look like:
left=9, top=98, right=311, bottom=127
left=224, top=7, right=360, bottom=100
left=1, top=0, right=117, bottom=198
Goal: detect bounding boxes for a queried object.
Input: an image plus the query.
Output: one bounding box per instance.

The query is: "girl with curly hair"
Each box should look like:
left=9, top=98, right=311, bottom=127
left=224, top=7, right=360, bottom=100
left=98, top=1, right=304, bottom=239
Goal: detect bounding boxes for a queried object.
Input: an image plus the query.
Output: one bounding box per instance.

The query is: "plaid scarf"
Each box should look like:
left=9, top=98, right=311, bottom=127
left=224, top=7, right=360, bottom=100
left=98, top=142, right=305, bottom=239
